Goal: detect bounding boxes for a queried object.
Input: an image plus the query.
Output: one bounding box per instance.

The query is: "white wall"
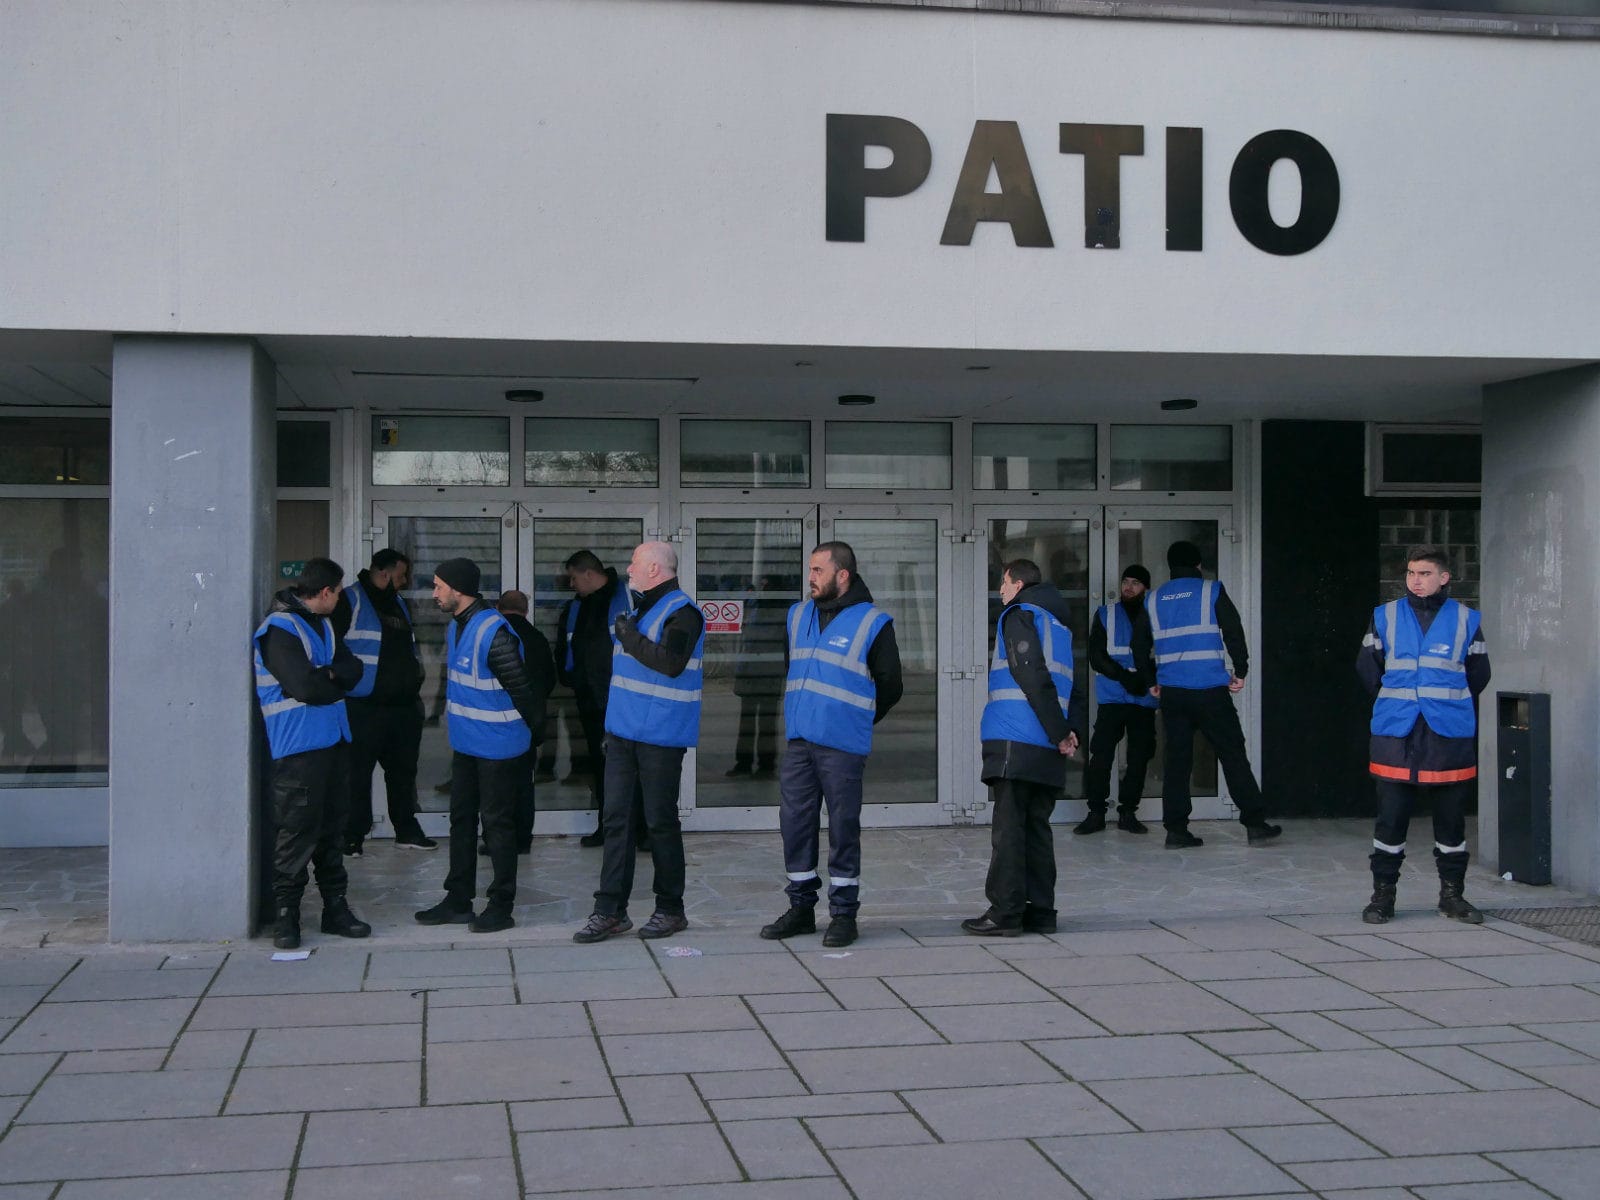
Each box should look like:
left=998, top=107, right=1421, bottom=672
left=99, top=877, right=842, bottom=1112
left=2, top=0, right=1598, bottom=358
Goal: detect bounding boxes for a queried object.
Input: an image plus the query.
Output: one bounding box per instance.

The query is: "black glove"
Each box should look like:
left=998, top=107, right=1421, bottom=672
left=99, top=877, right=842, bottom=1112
left=613, top=614, right=636, bottom=643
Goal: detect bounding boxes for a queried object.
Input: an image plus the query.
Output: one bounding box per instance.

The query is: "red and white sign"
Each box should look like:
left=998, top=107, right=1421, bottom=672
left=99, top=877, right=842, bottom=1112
left=700, top=599, right=744, bottom=634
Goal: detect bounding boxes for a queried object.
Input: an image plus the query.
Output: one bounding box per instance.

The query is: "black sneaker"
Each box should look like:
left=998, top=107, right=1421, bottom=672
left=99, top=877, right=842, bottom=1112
left=342, top=841, right=363, bottom=858
left=1245, top=822, right=1283, bottom=846
left=759, top=906, right=817, bottom=940
left=320, top=898, right=371, bottom=939
left=822, top=916, right=858, bottom=948
left=638, top=911, right=688, bottom=939
left=960, top=913, right=1024, bottom=937
left=394, top=831, right=438, bottom=851
left=414, top=900, right=473, bottom=926
left=573, top=912, right=633, bottom=944
left=579, top=826, right=605, bottom=848
left=1116, top=814, right=1149, bottom=834
left=1164, top=829, right=1205, bottom=849
left=469, top=909, right=515, bottom=934
left=1073, top=811, right=1107, bottom=835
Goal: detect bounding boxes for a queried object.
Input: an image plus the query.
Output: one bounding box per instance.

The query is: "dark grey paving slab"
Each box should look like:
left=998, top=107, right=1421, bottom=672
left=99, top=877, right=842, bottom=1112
left=693, top=1067, right=806, bottom=1100
left=1384, top=985, right=1600, bottom=1026
left=903, top=1080, right=1132, bottom=1140
left=299, top=1103, right=514, bottom=1167
left=0, top=1055, right=55, bottom=1096
left=1051, top=928, right=1197, bottom=957
left=759, top=1007, right=941, bottom=1051
left=709, top=1092, right=907, bottom=1121
left=363, top=974, right=509, bottom=993
left=366, top=948, right=510, bottom=979
left=1460, top=953, right=1600, bottom=986
left=1192, top=1029, right=1310, bottom=1056
left=1473, top=1039, right=1595, bottom=1068
left=1402, top=1044, right=1544, bottom=1090
left=1375, top=929, right=1555, bottom=957
left=1039, top=1129, right=1300, bottom=1200
left=512, top=941, right=656, bottom=973
left=1151, top=917, right=1331, bottom=952
left=1491, top=1148, right=1600, bottom=1200
left=588, top=996, right=756, bottom=1035
left=1055, top=981, right=1265, bottom=1034
left=0, top=989, right=52, bottom=1019
left=166, top=1028, right=249, bottom=1071
left=55, top=1172, right=289, bottom=1199
left=1320, top=1089, right=1600, bottom=1154
left=0, top=998, right=196, bottom=1053
left=1413, top=1183, right=1560, bottom=1200
left=1371, top=1024, right=1538, bottom=1048
left=1263, top=1012, right=1377, bottom=1050
left=226, top=1061, right=420, bottom=1114
left=509, top=1096, right=628, bottom=1131
left=617, top=1072, right=709, bottom=1124
left=1236, top=1048, right=1467, bottom=1099
left=1235, top=1123, right=1386, bottom=1163
left=206, top=955, right=368, bottom=996
left=159, top=952, right=229, bottom=972
left=798, top=947, right=1002, bottom=978
left=659, top=952, right=823, bottom=996
left=427, top=986, right=518, bottom=1007
left=1522, top=1020, right=1600, bottom=1055
left=45, top=969, right=211, bottom=1003
left=516, top=967, right=671, bottom=1003
left=805, top=1113, right=935, bottom=1148
left=0, top=1186, right=59, bottom=1200
left=1317, top=958, right=1503, bottom=992
left=1523, top=1062, right=1600, bottom=1104
left=1286, top=1154, right=1514, bottom=1191
left=0, top=1114, right=302, bottom=1182
left=245, top=1023, right=421, bottom=1066
left=1011, top=956, right=1179, bottom=988
left=790, top=1042, right=1060, bottom=1093
left=884, top=971, right=1056, bottom=1007
left=1086, top=1073, right=1324, bottom=1130
left=1144, top=951, right=1318, bottom=982
left=18, top=1067, right=232, bottom=1123
left=290, top=1156, right=518, bottom=1200
left=1327, top=934, right=1429, bottom=960
left=428, top=1036, right=612, bottom=1104
left=644, top=930, right=799, bottom=957
left=602, top=1029, right=786, bottom=1074
left=1324, top=1006, right=1440, bottom=1031
left=54, top=1049, right=164, bottom=1074
left=189, top=990, right=421, bottom=1030
left=833, top=1140, right=1085, bottom=1200
left=427, top=1002, right=589, bottom=1042
left=824, top=978, right=905, bottom=1009
left=722, top=1117, right=834, bottom=1179
left=746, top=992, right=839, bottom=1013
left=916, top=1000, right=1104, bottom=1042
left=1200, top=977, right=1393, bottom=1013
left=531, top=1185, right=848, bottom=1200
left=1031, top=1033, right=1238, bottom=1081
left=517, top=1124, right=742, bottom=1192
left=0, top=959, right=78, bottom=988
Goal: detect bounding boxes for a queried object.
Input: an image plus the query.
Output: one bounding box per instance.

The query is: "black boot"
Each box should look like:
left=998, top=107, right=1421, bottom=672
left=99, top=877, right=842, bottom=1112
left=1438, top=880, right=1484, bottom=924
left=1073, top=810, right=1107, bottom=835
left=759, top=906, right=816, bottom=940
left=1362, top=881, right=1397, bottom=925
left=273, top=905, right=301, bottom=950
left=321, top=897, right=372, bottom=939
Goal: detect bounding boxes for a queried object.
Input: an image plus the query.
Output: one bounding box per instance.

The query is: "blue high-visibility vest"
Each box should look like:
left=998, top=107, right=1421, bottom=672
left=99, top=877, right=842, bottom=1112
left=980, top=603, right=1075, bottom=748
left=564, top=585, right=631, bottom=673
left=342, top=582, right=416, bottom=699
left=605, top=590, right=704, bottom=748
left=1146, top=579, right=1231, bottom=689
left=783, top=600, right=891, bottom=757
left=253, top=611, right=352, bottom=759
left=1094, top=603, right=1158, bottom=709
left=446, top=608, right=531, bottom=760
left=1370, top=597, right=1480, bottom=739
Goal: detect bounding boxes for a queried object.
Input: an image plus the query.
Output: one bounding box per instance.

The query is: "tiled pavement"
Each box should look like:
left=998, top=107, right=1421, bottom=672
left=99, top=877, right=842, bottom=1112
left=0, top=822, right=1597, bottom=1197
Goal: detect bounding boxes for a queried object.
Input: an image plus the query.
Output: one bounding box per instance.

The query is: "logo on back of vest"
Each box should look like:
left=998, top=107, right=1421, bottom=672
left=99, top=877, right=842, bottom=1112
left=828, top=634, right=850, bottom=649
left=1167, top=591, right=1194, bottom=600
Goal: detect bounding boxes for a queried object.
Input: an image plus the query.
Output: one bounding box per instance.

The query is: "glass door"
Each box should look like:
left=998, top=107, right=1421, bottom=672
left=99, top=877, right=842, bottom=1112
left=678, top=503, right=816, bottom=831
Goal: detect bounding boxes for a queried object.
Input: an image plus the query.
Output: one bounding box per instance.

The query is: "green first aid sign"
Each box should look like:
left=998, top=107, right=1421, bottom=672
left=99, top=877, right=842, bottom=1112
left=278, top=561, right=307, bottom=580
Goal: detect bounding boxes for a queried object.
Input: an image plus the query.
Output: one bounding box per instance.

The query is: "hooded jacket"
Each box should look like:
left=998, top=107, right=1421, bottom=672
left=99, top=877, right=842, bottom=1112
left=258, top=588, right=364, bottom=705
left=981, top=582, right=1088, bottom=789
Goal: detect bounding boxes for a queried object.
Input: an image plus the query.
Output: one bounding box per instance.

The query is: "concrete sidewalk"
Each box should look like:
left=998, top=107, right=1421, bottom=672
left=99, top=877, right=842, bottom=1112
left=0, top=822, right=1596, bottom=1197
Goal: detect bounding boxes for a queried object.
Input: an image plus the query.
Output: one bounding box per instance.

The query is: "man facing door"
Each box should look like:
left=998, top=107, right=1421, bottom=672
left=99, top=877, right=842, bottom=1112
left=1078, top=564, right=1157, bottom=835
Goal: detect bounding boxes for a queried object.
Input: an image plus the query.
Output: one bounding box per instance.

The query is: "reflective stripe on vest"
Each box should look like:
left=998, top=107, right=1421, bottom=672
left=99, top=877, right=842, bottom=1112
left=980, top=603, right=1074, bottom=749
left=343, top=582, right=416, bottom=699
left=605, top=590, right=705, bottom=748
left=783, top=600, right=890, bottom=756
left=253, top=611, right=351, bottom=759
left=1093, top=602, right=1157, bottom=709
left=1370, top=597, right=1479, bottom=740
left=1146, top=579, right=1230, bottom=689
left=446, top=608, right=531, bottom=760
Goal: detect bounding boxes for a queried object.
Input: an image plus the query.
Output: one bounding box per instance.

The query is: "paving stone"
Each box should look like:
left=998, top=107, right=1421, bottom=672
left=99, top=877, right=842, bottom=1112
left=0, top=1114, right=302, bottom=1182
left=55, top=1172, right=289, bottom=1199
left=1323, top=1007, right=1439, bottom=1031
left=1237, top=1048, right=1466, bottom=1099
left=1401, top=1045, right=1542, bottom=1090
left=1051, top=927, right=1198, bottom=957
left=0, top=988, right=51, bottom=1019
left=1152, top=917, right=1330, bottom=952
left=189, top=990, right=421, bottom=1030
left=1473, top=1039, right=1595, bottom=1068
left=790, top=1041, right=1059, bottom=1093
left=1031, top=1033, right=1239, bottom=1080
left=602, top=1029, right=785, bottom=1074
left=759, top=1007, right=941, bottom=1051
left=299, top=1103, right=515, bottom=1167
left=1320, top=1089, right=1600, bottom=1154
left=246, top=1023, right=421, bottom=1066
left=18, top=1067, right=232, bottom=1123
left=428, top=1036, right=612, bottom=1104
left=166, top=1028, right=250, bottom=1071
left=693, top=1067, right=806, bottom=1099
left=1235, top=1123, right=1385, bottom=1163
left=1056, top=981, right=1264, bottom=1034
left=1087, top=1073, right=1324, bottom=1130
left=798, top=947, right=1002, bottom=978
left=0, top=999, right=196, bottom=1053
left=1039, top=1129, right=1300, bottom=1200
left=517, top=1124, right=741, bottom=1192
left=226, top=1061, right=419, bottom=1114
left=0, top=1055, right=55, bottom=1096
left=0, top=1098, right=22, bottom=1127
left=1201, top=977, right=1393, bottom=1013
left=617, top=1073, right=710, bottom=1123
left=1522, top=1062, right=1600, bottom=1105
left=1411, top=1183, right=1558, bottom=1200
left=660, top=953, right=823, bottom=996
left=1327, top=935, right=1428, bottom=960
left=917, top=1000, right=1104, bottom=1042
left=834, top=1140, right=1085, bottom=1200
left=1192, top=1029, right=1310, bottom=1056
left=1450, top=953, right=1600, bottom=987
left=291, top=1156, right=518, bottom=1199
left=531, top=1185, right=848, bottom=1200
left=1012, top=955, right=1180, bottom=988
left=1371, top=1024, right=1537, bottom=1047
left=363, top=975, right=510, bottom=993
left=1385, top=985, right=1600, bottom=1026
left=428, top=1002, right=588, bottom=1042
left=1145, top=951, right=1317, bottom=982
left=805, top=1113, right=935, bottom=1148
left=1263, top=1012, right=1377, bottom=1050
left=69, top=954, right=168, bottom=973
left=516, top=968, right=671, bottom=1003
left=746, top=992, right=840, bottom=1014
left=159, top=952, right=229, bottom=972
left=510, top=1095, right=628, bottom=1131
left=884, top=970, right=1056, bottom=1007
left=824, top=978, right=905, bottom=1009
left=1277, top=941, right=1372, bottom=964
left=55, top=1049, right=166, bottom=1073
left=0, top=959, right=76, bottom=989
left=1376, top=930, right=1554, bottom=957
left=709, top=1092, right=907, bottom=1121
left=1489, top=1148, right=1600, bottom=1200
left=645, top=930, right=801, bottom=957
left=427, top=986, right=518, bottom=1007
left=45, top=970, right=211, bottom=1003
left=366, top=949, right=510, bottom=980
left=206, top=955, right=369, bottom=996
left=513, top=941, right=657, bottom=973
left=1287, top=1154, right=1514, bottom=1191
left=1317, top=959, right=1500, bottom=992
left=1523, top=1020, right=1600, bottom=1055
left=588, top=996, right=755, bottom=1035
left=904, top=1080, right=1133, bottom=1140
left=723, top=1117, right=834, bottom=1179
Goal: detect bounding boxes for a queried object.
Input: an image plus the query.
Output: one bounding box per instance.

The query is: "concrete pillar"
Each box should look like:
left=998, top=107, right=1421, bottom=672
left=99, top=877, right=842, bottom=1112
left=1481, top=364, right=1600, bottom=897
left=109, top=337, right=276, bottom=941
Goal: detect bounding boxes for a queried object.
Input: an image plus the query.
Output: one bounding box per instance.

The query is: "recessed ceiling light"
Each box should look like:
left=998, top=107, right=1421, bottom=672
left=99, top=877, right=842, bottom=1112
left=965, top=365, right=992, bottom=372
left=837, top=394, right=875, bottom=406
left=794, top=360, right=815, bottom=367
left=1161, top=397, right=1198, bottom=411
left=504, top=389, right=544, bottom=404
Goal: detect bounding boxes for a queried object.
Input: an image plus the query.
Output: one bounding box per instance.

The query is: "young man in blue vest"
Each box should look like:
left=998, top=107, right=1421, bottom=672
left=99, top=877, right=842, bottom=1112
left=414, top=557, right=548, bottom=934
left=253, top=558, right=371, bottom=950
left=963, top=559, right=1084, bottom=936
left=333, top=549, right=435, bottom=856
left=760, top=541, right=903, bottom=949
left=574, top=541, right=706, bottom=943
left=1132, top=540, right=1281, bottom=849
left=1357, top=546, right=1491, bottom=924
left=1078, top=564, right=1157, bottom=836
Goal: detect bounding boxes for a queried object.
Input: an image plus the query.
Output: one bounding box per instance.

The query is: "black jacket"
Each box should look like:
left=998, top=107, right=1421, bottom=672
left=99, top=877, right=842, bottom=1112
left=614, top=577, right=706, bottom=679
left=1356, top=589, right=1491, bottom=783
left=1088, top=596, right=1151, bottom=697
left=259, top=589, right=362, bottom=705
left=451, top=599, right=546, bottom=741
left=330, top=570, right=425, bottom=705
left=981, top=582, right=1087, bottom=788
left=1130, top=567, right=1250, bottom=687
left=555, top=569, right=625, bottom=710
left=783, top=575, right=904, bottom=724
left=500, top=611, right=557, bottom=745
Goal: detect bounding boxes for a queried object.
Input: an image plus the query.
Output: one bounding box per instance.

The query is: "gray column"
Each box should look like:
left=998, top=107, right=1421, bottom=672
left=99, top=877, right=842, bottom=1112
left=1481, top=364, right=1600, bottom=897
left=109, top=337, right=276, bottom=941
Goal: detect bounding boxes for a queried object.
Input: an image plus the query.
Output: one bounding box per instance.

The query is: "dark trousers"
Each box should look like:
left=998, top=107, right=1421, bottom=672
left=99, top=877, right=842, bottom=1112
left=513, top=750, right=537, bottom=851
left=734, top=693, right=780, bottom=769
left=985, top=778, right=1058, bottom=923
left=271, top=743, right=350, bottom=910
left=343, top=699, right=424, bottom=845
left=594, top=736, right=686, bottom=918
left=1371, top=778, right=1471, bottom=887
left=1083, top=703, right=1156, bottom=815
left=779, top=739, right=864, bottom=918
left=1159, top=686, right=1267, bottom=830
left=579, top=707, right=606, bottom=806
left=444, top=751, right=521, bottom=914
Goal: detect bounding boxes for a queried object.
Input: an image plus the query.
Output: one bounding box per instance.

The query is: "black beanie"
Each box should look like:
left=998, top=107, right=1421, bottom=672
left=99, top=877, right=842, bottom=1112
left=433, top=557, right=481, bottom=598
left=1122, top=564, right=1152, bottom=589
left=1166, top=541, right=1203, bottom=571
